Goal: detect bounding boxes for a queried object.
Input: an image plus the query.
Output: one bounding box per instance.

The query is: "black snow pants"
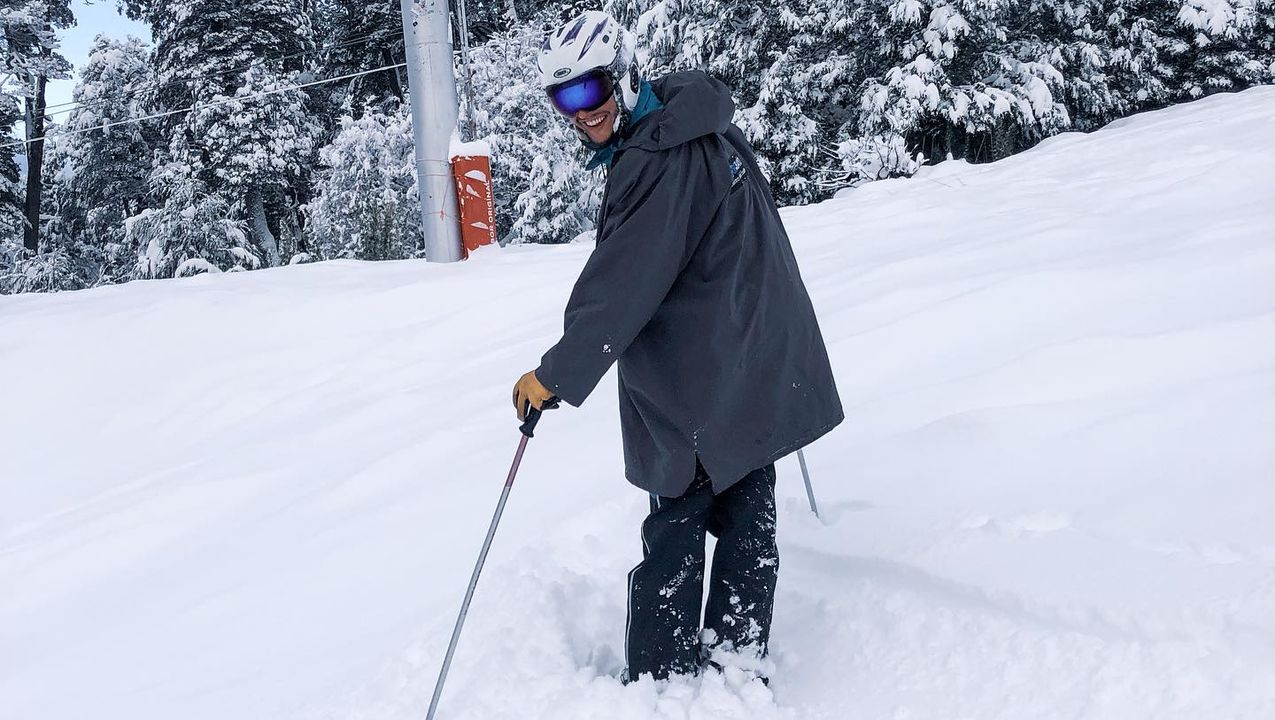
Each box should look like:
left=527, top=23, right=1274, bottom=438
left=625, top=461, right=779, bottom=680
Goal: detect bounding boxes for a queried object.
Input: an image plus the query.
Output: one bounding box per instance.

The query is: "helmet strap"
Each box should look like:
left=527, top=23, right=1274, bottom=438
left=614, top=102, right=633, bottom=139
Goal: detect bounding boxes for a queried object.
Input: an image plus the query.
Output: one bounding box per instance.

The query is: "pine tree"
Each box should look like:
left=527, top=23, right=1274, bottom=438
left=131, top=157, right=260, bottom=279
left=1, top=0, right=73, bottom=255
left=0, top=242, right=91, bottom=292
left=304, top=101, right=422, bottom=260
left=463, top=0, right=539, bottom=38
left=194, top=67, right=320, bottom=266
left=612, top=0, right=827, bottom=202
left=313, top=0, right=405, bottom=115
left=1169, top=0, right=1275, bottom=97
left=736, top=2, right=873, bottom=201
left=48, top=35, right=157, bottom=284
left=855, top=0, right=1072, bottom=173
left=1006, top=0, right=1130, bottom=131
left=0, top=4, right=31, bottom=289
left=510, top=117, right=600, bottom=244
left=0, top=85, right=25, bottom=269
left=617, top=0, right=776, bottom=88
left=146, top=0, right=319, bottom=267
left=1082, top=0, right=1176, bottom=124
left=616, top=0, right=1273, bottom=197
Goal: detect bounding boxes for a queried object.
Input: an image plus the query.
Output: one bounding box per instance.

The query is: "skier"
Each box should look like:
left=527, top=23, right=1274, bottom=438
left=512, top=10, right=844, bottom=683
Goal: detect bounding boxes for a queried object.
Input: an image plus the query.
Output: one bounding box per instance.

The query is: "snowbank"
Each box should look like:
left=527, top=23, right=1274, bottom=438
left=2, top=88, right=1274, bottom=720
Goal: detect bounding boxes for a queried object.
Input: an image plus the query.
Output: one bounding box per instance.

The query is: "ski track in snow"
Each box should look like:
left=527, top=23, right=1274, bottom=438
left=3, top=88, right=1275, bottom=720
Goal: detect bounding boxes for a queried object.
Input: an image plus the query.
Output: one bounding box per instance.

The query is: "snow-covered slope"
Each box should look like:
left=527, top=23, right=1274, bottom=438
left=3, top=88, right=1274, bottom=720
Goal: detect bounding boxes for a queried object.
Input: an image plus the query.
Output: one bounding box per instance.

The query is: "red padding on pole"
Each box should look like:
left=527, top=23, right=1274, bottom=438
left=451, top=154, right=498, bottom=258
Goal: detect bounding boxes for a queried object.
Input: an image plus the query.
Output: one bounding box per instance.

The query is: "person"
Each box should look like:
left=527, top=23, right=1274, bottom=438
left=512, top=10, right=844, bottom=683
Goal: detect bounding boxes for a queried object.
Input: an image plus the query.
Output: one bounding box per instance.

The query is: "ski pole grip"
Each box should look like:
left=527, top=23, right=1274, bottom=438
left=519, top=397, right=560, bottom=438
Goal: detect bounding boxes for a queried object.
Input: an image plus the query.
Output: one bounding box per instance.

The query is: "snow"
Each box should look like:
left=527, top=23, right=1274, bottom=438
left=907, top=156, right=975, bottom=182
left=3, top=88, right=1275, bottom=720
left=450, top=131, right=492, bottom=159
left=173, top=257, right=222, bottom=277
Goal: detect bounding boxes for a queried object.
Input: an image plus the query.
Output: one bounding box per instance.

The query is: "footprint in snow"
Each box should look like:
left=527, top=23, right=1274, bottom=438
left=960, top=512, right=1072, bottom=538
left=1146, top=540, right=1258, bottom=566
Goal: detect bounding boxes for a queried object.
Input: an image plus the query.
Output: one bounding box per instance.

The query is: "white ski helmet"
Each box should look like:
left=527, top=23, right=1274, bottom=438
left=538, top=11, right=641, bottom=140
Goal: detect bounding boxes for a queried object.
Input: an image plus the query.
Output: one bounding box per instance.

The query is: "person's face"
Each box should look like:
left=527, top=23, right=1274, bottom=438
left=573, top=93, right=619, bottom=146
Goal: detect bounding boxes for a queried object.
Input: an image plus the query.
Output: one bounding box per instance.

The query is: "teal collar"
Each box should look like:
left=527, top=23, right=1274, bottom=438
left=586, top=81, right=663, bottom=170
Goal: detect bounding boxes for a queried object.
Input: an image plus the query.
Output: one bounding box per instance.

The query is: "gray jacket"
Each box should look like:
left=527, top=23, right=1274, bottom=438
left=537, top=71, right=844, bottom=497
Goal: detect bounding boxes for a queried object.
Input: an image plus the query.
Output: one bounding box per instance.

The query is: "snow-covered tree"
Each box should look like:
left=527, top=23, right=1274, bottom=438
left=1000, top=0, right=1128, bottom=132
left=47, top=35, right=157, bottom=284
left=145, top=0, right=319, bottom=267
left=130, top=158, right=260, bottom=279
left=194, top=68, right=320, bottom=266
left=313, top=0, right=405, bottom=116
left=1, top=0, right=73, bottom=254
left=0, top=5, right=33, bottom=255
left=736, top=2, right=873, bottom=201
left=615, top=0, right=1273, bottom=197
left=612, top=1, right=816, bottom=201
left=460, top=0, right=543, bottom=38
left=0, top=243, right=92, bottom=292
left=510, top=117, right=600, bottom=244
left=0, top=91, right=24, bottom=259
left=858, top=0, right=1072, bottom=172
left=304, top=101, right=422, bottom=260
left=1168, top=0, right=1275, bottom=97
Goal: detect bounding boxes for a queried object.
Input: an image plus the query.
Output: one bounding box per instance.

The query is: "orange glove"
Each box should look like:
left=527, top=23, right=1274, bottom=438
left=512, top=370, right=554, bottom=421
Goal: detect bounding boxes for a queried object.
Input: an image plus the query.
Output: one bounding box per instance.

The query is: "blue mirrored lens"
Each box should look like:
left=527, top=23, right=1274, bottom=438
left=549, top=71, right=613, bottom=116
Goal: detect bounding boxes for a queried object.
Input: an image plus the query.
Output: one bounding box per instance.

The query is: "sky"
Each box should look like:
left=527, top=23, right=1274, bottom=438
left=47, top=1, right=151, bottom=110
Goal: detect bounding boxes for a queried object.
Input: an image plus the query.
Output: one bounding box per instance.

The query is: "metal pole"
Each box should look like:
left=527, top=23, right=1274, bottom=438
left=797, top=448, right=820, bottom=520
left=400, top=0, right=464, bottom=263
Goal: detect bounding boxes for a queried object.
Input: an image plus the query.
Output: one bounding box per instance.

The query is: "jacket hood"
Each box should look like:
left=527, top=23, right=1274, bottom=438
left=623, top=71, right=736, bottom=153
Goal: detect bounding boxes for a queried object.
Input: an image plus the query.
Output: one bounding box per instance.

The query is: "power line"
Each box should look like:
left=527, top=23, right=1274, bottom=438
left=40, top=26, right=540, bottom=121
left=1, top=61, right=410, bottom=151
left=7, top=27, right=549, bottom=151
left=40, top=30, right=406, bottom=117
left=43, top=30, right=401, bottom=113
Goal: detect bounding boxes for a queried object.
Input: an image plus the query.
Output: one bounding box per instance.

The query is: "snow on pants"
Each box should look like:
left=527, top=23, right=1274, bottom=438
left=625, top=461, right=779, bottom=680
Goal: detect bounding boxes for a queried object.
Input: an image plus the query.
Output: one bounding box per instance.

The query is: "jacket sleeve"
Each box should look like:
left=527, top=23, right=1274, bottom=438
left=537, top=138, right=725, bottom=406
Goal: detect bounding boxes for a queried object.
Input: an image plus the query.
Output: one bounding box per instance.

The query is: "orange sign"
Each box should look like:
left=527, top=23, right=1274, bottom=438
left=451, top=155, right=498, bottom=258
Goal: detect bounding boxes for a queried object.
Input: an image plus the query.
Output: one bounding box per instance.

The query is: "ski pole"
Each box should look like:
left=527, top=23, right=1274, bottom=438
left=796, top=448, right=820, bottom=520
left=425, top=398, right=558, bottom=720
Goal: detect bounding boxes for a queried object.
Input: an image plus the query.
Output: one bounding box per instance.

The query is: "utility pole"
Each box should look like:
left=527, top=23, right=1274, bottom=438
left=400, top=0, right=463, bottom=263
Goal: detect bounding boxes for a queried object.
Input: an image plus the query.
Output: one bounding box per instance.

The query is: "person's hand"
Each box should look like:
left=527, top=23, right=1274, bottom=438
left=513, top=370, right=554, bottom=421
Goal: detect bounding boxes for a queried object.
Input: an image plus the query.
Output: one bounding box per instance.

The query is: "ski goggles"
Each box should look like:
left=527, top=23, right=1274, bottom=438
left=546, top=69, right=615, bottom=117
